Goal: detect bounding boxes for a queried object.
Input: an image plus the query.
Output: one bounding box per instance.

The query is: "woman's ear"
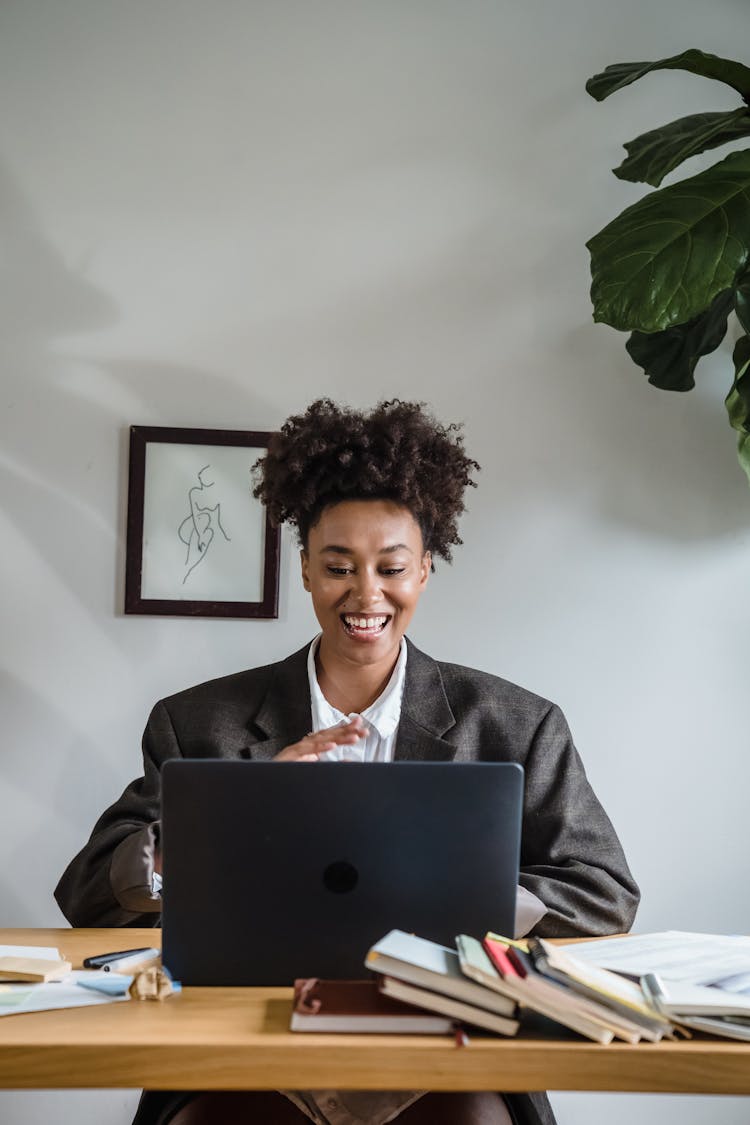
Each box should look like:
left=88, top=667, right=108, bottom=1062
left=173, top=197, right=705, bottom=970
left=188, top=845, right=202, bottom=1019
left=420, top=552, right=432, bottom=586
left=300, top=549, right=311, bottom=591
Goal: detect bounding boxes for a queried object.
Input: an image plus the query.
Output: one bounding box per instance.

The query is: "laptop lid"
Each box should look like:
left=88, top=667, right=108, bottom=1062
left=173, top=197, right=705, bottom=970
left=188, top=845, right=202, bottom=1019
left=161, top=760, right=523, bottom=985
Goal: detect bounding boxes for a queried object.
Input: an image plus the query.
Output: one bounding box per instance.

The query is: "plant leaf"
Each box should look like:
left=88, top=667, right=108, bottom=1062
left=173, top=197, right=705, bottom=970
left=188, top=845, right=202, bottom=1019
left=725, top=335, right=750, bottom=483
left=734, top=275, right=750, bottom=334
left=625, top=289, right=734, bottom=390
left=615, top=110, right=750, bottom=187
left=587, top=149, right=750, bottom=333
left=586, top=50, right=750, bottom=103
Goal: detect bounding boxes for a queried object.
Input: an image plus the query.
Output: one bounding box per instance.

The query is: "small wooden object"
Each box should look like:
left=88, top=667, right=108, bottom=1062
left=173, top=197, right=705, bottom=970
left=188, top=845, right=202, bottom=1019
left=0, top=957, right=71, bottom=982
left=128, top=966, right=174, bottom=1001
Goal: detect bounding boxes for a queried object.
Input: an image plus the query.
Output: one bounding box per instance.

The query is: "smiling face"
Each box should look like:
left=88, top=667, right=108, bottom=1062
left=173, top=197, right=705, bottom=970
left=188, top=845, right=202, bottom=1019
left=301, top=499, right=431, bottom=680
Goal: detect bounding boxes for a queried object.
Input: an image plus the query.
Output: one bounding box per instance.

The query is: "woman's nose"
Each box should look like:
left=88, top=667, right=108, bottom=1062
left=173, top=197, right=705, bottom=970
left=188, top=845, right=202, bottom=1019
left=352, top=570, right=382, bottom=606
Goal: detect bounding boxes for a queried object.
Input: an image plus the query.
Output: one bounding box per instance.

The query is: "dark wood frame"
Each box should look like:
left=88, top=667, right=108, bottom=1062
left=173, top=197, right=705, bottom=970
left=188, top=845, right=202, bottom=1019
left=124, top=426, right=280, bottom=619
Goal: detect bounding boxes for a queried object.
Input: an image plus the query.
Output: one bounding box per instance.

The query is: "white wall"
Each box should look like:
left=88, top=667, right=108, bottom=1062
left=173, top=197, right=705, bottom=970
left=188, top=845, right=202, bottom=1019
left=1, top=2, right=749, bottom=1122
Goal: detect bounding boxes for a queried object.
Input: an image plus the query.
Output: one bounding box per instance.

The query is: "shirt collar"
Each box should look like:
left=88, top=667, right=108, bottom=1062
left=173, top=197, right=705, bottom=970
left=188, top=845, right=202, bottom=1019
left=307, top=634, right=407, bottom=739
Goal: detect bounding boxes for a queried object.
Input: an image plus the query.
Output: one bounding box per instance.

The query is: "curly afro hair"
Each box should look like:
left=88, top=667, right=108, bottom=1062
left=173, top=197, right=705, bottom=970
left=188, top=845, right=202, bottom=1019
left=252, top=399, right=480, bottom=563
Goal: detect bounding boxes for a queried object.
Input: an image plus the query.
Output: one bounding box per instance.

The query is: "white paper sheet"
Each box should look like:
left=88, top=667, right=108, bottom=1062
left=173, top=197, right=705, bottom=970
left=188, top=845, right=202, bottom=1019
left=0, top=971, right=130, bottom=1017
left=0, top=945, right=61, bottom=961
left=558, top=932, right=750, bottom=990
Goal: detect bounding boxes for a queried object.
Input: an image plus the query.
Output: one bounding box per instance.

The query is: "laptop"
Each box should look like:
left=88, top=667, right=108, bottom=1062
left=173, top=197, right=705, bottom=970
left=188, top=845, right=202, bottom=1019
left=161, top=760, right=523, bottom=985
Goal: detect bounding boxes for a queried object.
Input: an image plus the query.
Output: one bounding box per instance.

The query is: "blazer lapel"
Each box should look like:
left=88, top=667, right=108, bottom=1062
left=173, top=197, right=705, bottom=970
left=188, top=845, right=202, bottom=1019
left=246, top=644, right=313, bottom=761
left=395, top=639, right=458, bottom=762
left=246, top=638, right=460, bottom=763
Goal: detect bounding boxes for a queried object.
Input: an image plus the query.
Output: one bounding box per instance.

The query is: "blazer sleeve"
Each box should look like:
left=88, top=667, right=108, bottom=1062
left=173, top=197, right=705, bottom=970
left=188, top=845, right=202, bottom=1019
left=54, top=701, right=179, bottom=928
left=519, top=703, right=640, bottom=938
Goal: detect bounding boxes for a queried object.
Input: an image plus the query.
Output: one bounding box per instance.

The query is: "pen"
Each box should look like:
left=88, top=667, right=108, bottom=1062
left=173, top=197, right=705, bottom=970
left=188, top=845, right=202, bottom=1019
left=83, top=948, right=160, bottom=973
left=102, top=950, right=159, bottom=973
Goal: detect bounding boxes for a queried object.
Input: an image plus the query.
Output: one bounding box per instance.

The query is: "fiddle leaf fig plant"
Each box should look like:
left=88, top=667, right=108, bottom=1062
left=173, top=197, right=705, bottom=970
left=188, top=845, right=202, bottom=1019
left=585, top=49, right=750, bottom=483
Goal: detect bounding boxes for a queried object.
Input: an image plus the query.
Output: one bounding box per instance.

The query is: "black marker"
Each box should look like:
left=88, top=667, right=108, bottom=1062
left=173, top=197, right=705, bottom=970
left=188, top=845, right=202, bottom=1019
left=82, top=947, right=159, bottom=972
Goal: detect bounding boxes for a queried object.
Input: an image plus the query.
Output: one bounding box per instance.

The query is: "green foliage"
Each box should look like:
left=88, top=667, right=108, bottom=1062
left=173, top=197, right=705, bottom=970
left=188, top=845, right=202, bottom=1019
left=625, top=290, right=734, bottom=390
left=614, top=110, right=750, bottom=188
left=586, top=50, right=750, bottom=102
left=587, top=150, right=750, bottom=333
left=727, top=336, right=750, bottom=483
left=586, top=48, right=750, bottom=485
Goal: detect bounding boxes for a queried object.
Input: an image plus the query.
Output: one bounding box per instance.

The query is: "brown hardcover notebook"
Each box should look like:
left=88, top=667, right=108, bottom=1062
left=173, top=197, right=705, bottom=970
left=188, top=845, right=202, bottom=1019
left=290, top=978, right=453, bottom=1033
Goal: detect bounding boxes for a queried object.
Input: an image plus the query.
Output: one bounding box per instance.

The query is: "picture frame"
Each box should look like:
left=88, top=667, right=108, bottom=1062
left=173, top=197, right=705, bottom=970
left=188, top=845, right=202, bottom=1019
left=124, top=426, right=280, bottom=618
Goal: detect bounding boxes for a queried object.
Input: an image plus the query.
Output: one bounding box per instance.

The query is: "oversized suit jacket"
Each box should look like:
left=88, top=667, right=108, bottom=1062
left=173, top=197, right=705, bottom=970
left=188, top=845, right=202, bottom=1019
left=56, top=638, right=639, bottom=935
left=55, top=639, right=639, bottom=1125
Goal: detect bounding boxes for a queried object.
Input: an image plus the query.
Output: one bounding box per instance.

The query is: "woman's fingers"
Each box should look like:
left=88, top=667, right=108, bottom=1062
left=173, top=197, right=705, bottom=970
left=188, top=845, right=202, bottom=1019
left=272, top=716, right=365, bottom=761
left=322, top=717, right=365, bottom=742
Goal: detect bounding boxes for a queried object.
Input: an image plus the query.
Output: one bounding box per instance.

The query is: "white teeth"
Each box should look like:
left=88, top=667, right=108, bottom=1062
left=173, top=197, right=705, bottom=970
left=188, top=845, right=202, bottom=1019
left=344, top=615, right=387, bottom=629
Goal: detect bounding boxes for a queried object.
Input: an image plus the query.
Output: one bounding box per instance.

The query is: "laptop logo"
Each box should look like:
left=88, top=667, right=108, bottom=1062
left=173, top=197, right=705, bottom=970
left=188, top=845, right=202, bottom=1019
left=323, top=860, right=358, bottom=894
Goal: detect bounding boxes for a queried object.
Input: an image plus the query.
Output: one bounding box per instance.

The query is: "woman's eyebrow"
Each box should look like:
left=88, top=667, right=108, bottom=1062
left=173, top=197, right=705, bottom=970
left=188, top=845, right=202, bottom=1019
left=319, top=543, right=413, bottom=555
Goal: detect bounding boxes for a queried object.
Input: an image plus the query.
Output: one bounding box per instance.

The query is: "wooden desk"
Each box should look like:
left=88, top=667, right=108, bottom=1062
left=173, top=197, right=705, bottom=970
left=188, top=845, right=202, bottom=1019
left=1, top=929, right=748, bottom=1095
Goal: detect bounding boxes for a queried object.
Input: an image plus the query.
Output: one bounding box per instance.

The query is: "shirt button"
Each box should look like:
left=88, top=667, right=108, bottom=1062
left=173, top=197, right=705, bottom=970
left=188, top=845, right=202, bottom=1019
left=326, top=1097, right=338, bottom=1109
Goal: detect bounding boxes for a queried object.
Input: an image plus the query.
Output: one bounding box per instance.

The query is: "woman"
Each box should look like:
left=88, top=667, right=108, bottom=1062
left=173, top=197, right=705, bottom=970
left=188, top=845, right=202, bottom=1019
left=56, top=399, right=639, bottom=1125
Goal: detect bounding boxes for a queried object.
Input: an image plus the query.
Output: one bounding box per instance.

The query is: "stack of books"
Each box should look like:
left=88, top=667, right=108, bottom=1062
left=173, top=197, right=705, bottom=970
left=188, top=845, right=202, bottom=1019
left=371, top=930, right=675, bottom=1043
left=461, top=932, right=675, bottom=1044
left=292, top=932, right=519, bottom=1036
left=291, top=930, right=681, bottom=1042
left=640, top=974, right=750, bottom=1041
left=365, top=930, right=520, bottom=1037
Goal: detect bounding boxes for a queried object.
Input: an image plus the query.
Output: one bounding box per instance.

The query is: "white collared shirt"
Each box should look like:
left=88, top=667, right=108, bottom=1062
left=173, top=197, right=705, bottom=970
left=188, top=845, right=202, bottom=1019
left=306, top=635, right=407, bottom=761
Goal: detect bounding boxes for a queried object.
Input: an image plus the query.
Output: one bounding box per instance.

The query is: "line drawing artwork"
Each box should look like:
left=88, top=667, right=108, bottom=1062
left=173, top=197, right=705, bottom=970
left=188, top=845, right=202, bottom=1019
left=178, top=465, right=231, bottom=584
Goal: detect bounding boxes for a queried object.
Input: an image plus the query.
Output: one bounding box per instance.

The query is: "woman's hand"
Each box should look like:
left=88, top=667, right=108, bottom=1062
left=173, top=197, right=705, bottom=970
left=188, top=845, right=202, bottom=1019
left=273, top=715, right=366, bottom=762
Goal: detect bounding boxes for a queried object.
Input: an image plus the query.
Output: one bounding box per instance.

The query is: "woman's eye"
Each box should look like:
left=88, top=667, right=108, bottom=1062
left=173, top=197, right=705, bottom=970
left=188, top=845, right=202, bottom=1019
left=327, top=566, right=352, bottom=576
left=381, top=568, right=406, bottom=576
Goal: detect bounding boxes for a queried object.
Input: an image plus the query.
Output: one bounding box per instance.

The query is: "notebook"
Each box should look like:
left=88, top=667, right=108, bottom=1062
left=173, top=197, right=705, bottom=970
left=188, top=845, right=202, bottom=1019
left=161, top=760, right=523, bottom=985
left=290, top=978, right=453, bottom=1033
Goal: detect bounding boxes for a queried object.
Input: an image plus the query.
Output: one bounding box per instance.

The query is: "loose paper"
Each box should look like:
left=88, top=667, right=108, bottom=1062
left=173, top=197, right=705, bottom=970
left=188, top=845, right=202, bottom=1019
left=0, top=971, right=130, bottom=1017
left=559, top=932, right=750, bottom=992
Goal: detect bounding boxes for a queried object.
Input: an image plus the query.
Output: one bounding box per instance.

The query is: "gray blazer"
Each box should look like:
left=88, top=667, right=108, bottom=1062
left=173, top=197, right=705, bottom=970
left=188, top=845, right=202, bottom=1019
left=56, top=638, right=639, bottom=935
left=55, top=639, right=639, bottom=1125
